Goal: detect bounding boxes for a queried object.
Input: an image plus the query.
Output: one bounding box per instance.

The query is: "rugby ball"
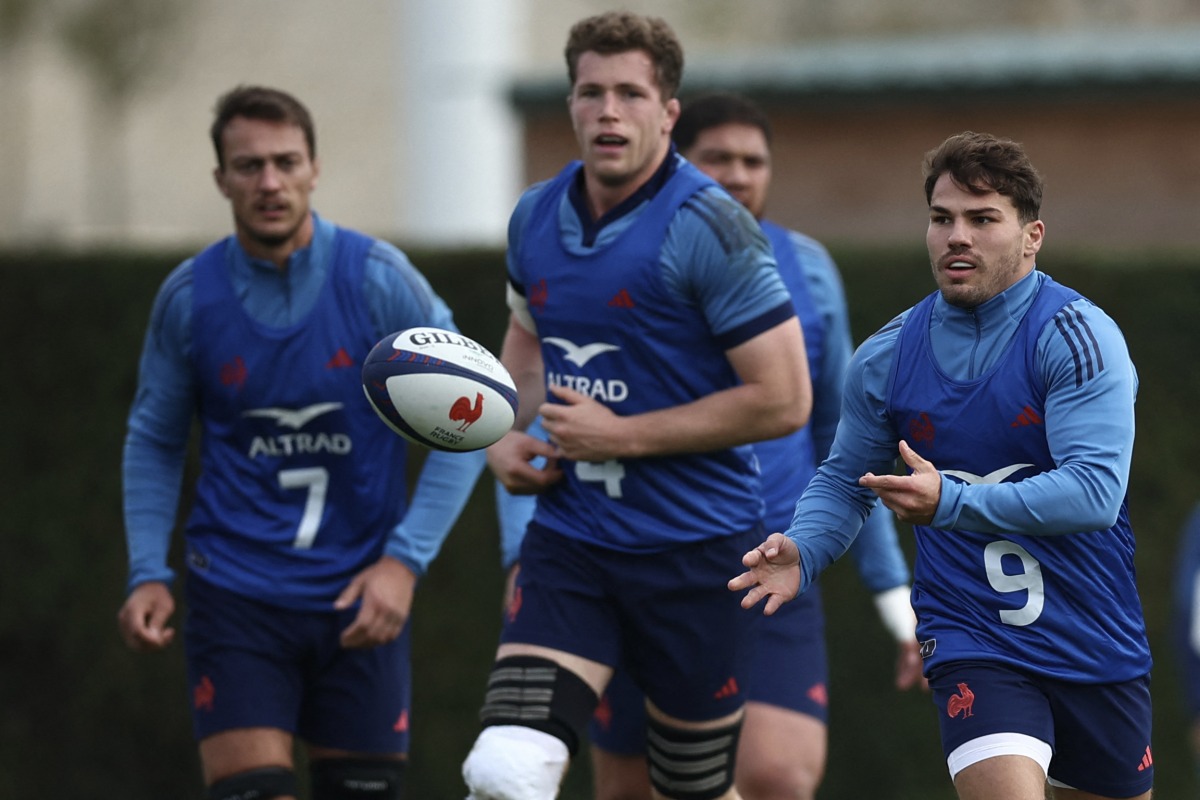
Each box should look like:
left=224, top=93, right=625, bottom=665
left=362, top=327, right=518, bottom=452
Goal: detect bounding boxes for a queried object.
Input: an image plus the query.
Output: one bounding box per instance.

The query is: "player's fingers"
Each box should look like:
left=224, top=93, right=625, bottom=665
left=333, top=574, right=366, bottom=610
left=898, top=440, right=934, bottom=473
left=147, top=602, right=174, bottom=632
left=341, top=613, right=402, bottom=649
left=339, top=621, right=367, bottom=648
left=738, top=583, right=774, bottom=610
left=545, top=384, right=587, bottom=405
left=728, top=570, right=756, bottom=592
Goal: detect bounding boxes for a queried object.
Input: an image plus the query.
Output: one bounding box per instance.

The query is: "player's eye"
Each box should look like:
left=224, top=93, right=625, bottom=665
left=232, top=160, right=262, bottom=176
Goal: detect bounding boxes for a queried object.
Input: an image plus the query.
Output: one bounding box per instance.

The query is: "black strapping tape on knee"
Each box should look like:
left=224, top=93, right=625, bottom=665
left=310, top=757, right=405, bottom=799
left=478, top=655, right=598, bottom=755
left=207, top=766, right=297, bottom=800
left=645, top=715, right=742, bottom=800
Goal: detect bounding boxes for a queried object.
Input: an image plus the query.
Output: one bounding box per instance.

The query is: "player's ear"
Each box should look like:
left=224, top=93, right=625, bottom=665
left=310, top=156, right=320, bottom=191
left=663, top=97, right=681, bottom=134
left=1023, top=219, right=1044, bottom=257
left=213, top=166, right=231, bottom=198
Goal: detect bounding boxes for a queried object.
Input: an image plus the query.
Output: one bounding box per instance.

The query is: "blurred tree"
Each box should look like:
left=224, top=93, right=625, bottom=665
left=0, top=0, right=40, bottom=241
left=55, top=0, right=191, bottom=236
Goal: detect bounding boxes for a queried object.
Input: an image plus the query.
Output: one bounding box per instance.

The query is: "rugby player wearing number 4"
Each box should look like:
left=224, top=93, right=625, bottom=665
left=567, top=92, right=926, bottom=800
left=117, top=86, right=484, bottom=800
left=463, top=11, right=811, bottom=800
left=730, top=131, right=1153, bottom=800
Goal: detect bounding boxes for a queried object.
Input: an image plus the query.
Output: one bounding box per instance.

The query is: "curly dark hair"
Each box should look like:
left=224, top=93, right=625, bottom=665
left=923, top=131, right=1043, bottom=224
left=565, top=11, right=684, bottom=100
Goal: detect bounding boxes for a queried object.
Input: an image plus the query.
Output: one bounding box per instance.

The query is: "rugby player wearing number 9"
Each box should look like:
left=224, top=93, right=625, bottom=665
left=362, top=326, right=518, bottom=452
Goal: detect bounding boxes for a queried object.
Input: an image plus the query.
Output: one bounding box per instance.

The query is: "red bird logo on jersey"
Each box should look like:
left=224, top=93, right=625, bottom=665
left=528, top=279, right=549, bottom=313
left=449, top=393, right=484, bottom=431
left=909, top=411, right=936, bottom=444
left=219, top=356, right=247, bottom=391
left=947, top=682, right=975, bottom=719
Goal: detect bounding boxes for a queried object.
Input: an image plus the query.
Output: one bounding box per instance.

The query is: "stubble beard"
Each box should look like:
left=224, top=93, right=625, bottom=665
left=935, top=247, right=1025, bottom=310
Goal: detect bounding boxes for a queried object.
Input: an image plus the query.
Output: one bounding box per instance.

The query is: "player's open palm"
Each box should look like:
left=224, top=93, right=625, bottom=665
left=335, top=556, right=415, bottom=648
left=728, top=532, right=802, bottom=616
left=118, top=581, right=176, bottom=652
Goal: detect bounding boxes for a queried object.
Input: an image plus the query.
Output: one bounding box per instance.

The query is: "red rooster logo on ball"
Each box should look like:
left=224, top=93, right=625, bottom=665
left=449, top=393, right=484, bottom=431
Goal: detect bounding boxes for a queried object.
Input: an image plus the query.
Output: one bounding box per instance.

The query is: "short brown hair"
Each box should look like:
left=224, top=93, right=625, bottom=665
left=210, top=85, right=316, bottom=169
left=923, top=131, right=1043, bottom=224
left=564, top=11, right=684, bottom=100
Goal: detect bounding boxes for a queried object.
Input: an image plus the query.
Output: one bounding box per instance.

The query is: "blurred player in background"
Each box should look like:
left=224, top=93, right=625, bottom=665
left=462, top=12, right=811, bottom=800
left=1172, top=501, right=1200, bottom=781
left=117, top=85, right=484, bottom=800
left=731, top=131, right=1153, bottom=800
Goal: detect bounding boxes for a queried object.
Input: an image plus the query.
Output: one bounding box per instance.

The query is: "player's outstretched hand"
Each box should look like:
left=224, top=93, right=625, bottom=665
left=117, top=581, right=176, bottom=652
left=335, top=556, right=416, bottom=648
left=859, top=440, right=941, bottom=525
left=487, top=429, right=562, bottom=495
left=727, top=532, right=801, bottom=616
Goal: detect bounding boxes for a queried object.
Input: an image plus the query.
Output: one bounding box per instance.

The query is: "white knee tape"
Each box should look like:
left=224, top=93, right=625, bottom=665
left=462, top=725, right=570, bottom=800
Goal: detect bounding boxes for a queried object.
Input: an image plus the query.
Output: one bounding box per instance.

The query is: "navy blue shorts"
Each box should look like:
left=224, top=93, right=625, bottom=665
left=588, top=583, right=828, bottom=753
left=928, top=661, right=1153, bottom=797
left=504, top=521, right=759, bottom=723
left=184, top=575, right=412, bottom=754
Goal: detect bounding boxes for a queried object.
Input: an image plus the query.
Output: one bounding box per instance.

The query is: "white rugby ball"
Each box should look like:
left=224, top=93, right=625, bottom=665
left=362, top=327, right=518, bottom=452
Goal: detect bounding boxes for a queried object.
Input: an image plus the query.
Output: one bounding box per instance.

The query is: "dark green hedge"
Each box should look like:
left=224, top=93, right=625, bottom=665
left=2, top=244, right=1197, bottom=799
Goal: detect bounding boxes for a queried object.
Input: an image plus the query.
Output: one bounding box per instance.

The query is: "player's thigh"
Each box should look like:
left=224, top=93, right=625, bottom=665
left=299, top=624, right=412, bottom=756
left=1043, top=674, right=1153, bottom=799
left=184, top=576, right=310, bottom=742
left=737, top=701, right=826, bottom=799
left=745, top=583, right=828, bottom=721
left=928, top=662, right=1054, bottom=775
left=953, top=754, right=1047, bottom=800
left=199, top=727, right=295, bottom=785
left=591, top=745, right=652, bottom=800
left=501, top=521, right=623, bottom=676
left=626, top=529, right=761, bottom=724
left=590, top=667, right=652, bottom=800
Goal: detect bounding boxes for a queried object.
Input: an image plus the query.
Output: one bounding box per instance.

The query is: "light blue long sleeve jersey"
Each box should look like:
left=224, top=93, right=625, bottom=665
left=123, top=213, right=485, bottom=593
left=789, top=268, right=1137, bottom=593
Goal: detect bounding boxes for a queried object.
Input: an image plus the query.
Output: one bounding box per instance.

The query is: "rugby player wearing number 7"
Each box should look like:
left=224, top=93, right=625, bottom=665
left=730, top=131, right=1153, bottom=800
left=117, top=86, right=484, bottom=800
left=463, top=11, right=811, bottom=800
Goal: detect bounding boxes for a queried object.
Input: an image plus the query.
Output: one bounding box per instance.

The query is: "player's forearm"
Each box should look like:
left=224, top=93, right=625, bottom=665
left=933, top=458, right=1128, bottom=536
left=122, top=432, right=185, bottom=592
left=498, top=314, right=545, bottom=431
left=786, top=471, right=877, bottom=592
left=384, top=447, right=487, bottom=574
left=611, top=381, right=805, bottom=458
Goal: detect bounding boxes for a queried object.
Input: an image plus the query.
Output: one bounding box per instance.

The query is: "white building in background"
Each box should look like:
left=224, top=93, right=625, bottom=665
left=0, top=0, right=530, bottom=250
left=1, top=0, right=1198, bottom=250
